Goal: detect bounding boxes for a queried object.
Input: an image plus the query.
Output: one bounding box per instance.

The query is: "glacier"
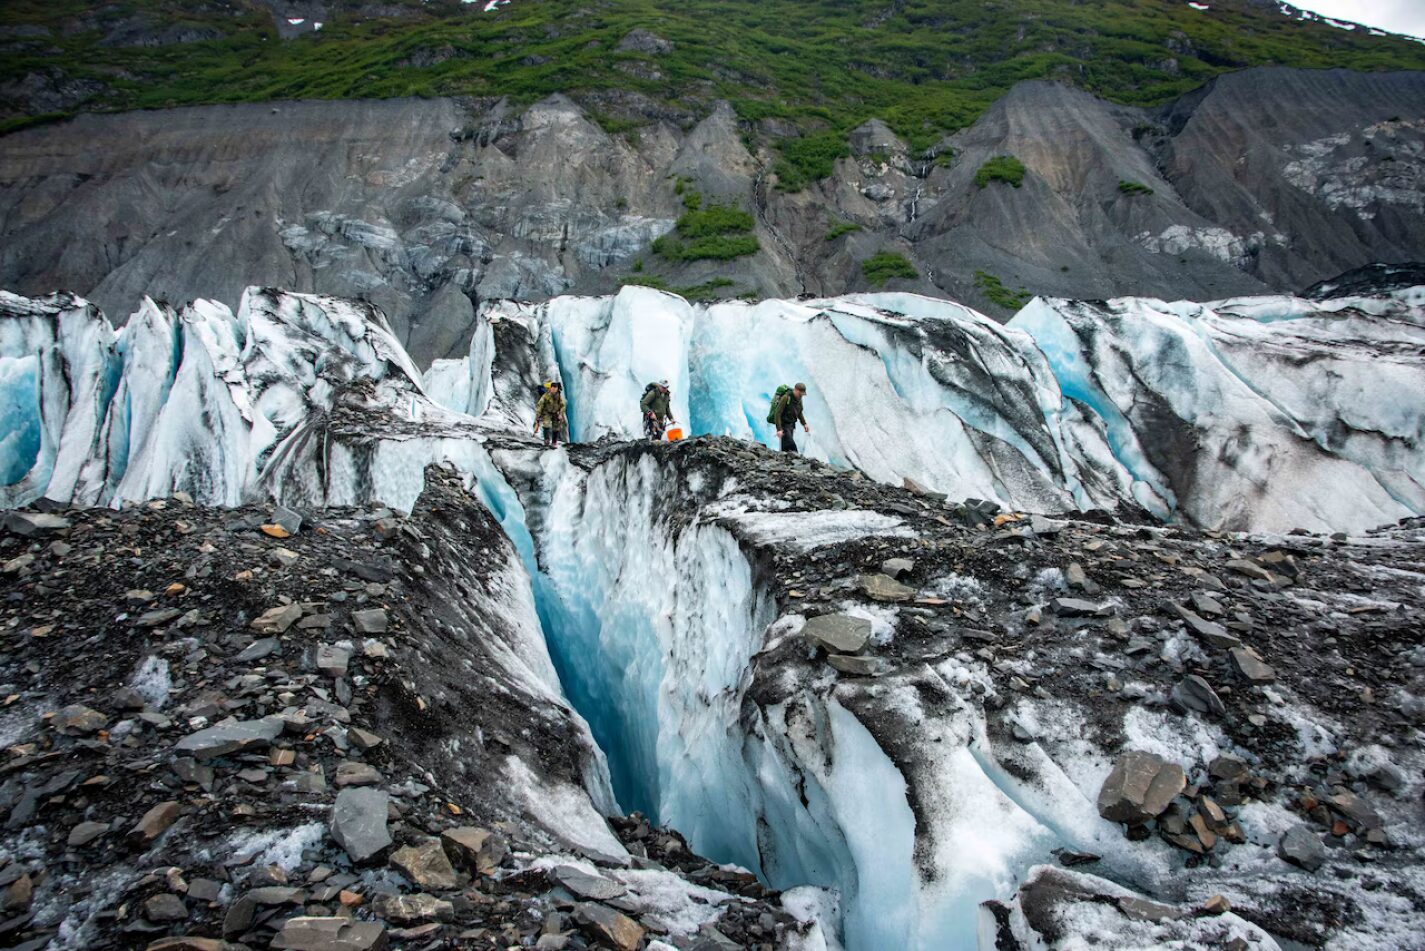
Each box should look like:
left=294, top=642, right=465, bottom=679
left=4, top=278, right=1425, bottom=951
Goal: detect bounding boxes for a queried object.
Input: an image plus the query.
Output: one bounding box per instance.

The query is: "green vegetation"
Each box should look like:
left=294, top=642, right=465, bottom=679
left=862, top=252, right=919, bottom=287
left=975, top=155, right=1027, bottom=189
left=4, top=0, right=1425, bottom=199
left=975, top=270, right=1031, bottom=310
left=1118, top=179, right=1155, bottom=196
left=825, top=221, right=862, bottom=242
left=652, top=189, right=760, bottom=262
left=773, top=132, right=852, bottom=192
left=621, top=275, right=738, bottom=301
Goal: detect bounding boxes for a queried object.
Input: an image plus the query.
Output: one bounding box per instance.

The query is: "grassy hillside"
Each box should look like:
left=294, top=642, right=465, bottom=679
left=5, top=0, right=1425, bottom=169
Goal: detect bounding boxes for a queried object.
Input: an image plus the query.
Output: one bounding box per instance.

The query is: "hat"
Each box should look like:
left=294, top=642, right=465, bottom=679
left=660, top=379, right=670, bottom=387
left=794, top=382, right=807, bottom=392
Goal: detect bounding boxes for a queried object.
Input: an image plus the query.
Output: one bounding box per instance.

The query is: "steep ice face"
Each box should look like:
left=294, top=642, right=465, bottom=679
left=1009, top=297, right=1421, bottom=532
left=0, top=292, right=119, bottom=508
left=4, top=281, right=1425, bottom=534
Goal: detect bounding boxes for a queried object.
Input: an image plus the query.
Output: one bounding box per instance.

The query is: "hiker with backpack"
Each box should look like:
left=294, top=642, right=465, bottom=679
left=640, top=380, right=675, bottom=441
left=534, top=380, right=568, bottom=448
left=769, top=382, right=810, bottom=453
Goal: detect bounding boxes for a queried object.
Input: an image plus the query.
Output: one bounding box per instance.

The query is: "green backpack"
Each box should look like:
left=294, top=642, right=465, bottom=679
left=765, top=385, right=791, bottom=424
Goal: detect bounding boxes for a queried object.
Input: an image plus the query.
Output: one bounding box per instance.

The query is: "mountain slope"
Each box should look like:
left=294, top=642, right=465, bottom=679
left=4, top=0, right=1425, bottom=154
left=2, top=67, right=1422, bottom=359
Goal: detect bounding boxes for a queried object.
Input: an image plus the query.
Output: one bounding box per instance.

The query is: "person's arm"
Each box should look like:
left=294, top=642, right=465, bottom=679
left=640, top=390, right=654, bottom=414
left=798, top=399, right=809, bottom=430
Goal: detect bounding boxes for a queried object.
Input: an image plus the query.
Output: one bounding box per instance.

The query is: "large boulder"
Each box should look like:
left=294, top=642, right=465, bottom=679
left=330, top=788, right=391, bottom=862
left=1097, top=751, right=1186, bottom=824
left=802, top=614, right=872, bottom=654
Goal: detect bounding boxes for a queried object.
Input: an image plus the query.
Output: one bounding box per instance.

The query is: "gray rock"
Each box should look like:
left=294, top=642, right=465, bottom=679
left=352, top=609, right=388, bottom=634
left=802, top=614, right=873, bottom=654
left=52, top=703, right=108, bottom=735
left=441, top=827, right=508, bottom=875
left=130, top=801, right=181, bottom=843
left=372, top=892, right=454, bottom=924
left=1278, top=825, right=1326, bottom=871
left=1051, top=597, right=1113, bottom=618
left=335, top=761, right=383, bottom=787
left=143, top=892, right=188, bottom=922
left=269, top=547, right=300, bottom=567
left=1171, top=675, right=1226, bottom=718
left=827, top=654, right=886, bottom=676
left=67, top=820, right=107, bottom=847
left=573, top=902, right=644, bottom=951
left=1, top=512, right=71, bottom=536
left=549, top=865, right=626, bottom=901
left=235, top=637, right=280, bottom=662
left=348, top=727, right=383, bottom=751
left=175, top=717, right=284, bottom=760
left=1175, top=605, right=1237, bottom=648
left=331, top=787, right=391, bottom=862
left=858, top=573, right=915, bottom=602
left=271, top=916, right=388, bottom=950
left=390, top=838, right=459, bottom=890
left=1029, top=514, right=1063, bottom=537
left=271, top=505, right=303, bottom=535
left=251, top=603, right=303, bottom=634
left=316, top=645, right=351, bottom=678
left=1229, top=646, right=1276, bottom=683
left=881, top=557, right=915, bottom=580
left=1097, top=751, right=1186, bottom=824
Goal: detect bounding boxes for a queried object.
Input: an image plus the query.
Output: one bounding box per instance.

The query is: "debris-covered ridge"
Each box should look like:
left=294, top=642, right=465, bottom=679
left=505, top=436, right=1425, bottom=950
left=0, top=467, right=823, bottom=951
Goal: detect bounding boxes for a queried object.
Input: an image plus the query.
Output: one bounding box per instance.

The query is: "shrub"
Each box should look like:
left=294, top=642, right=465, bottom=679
left=1118, top=179, right=1154, bottom=196
left=774, top=131, right=851, bottom=192
left=862, top=252, right=918, bottom=287
left=974, top=270, right=1031, bottom=310
left=974, top=155, right=1026, bottom=188
left=824, top=221, right=861, bottom=241
left=652, top=192, right=760, bottom=262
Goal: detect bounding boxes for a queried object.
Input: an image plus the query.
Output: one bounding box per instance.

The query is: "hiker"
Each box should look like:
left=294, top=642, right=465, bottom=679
left=769, top=382, right=810, bottom=453
left=534, top=380, right=568, bottom=448
left=640, top=380, right=675, bottom=441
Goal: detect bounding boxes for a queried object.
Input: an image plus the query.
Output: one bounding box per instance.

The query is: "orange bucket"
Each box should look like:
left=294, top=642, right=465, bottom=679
left=665, top=427, right=685, bottom=442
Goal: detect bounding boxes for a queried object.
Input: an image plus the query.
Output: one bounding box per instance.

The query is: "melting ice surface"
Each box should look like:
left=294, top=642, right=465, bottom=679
left=4, top=280, right=1425, bottom=950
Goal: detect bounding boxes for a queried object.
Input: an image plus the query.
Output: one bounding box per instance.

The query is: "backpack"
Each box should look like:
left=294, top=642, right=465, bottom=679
left=766, top=384, right=791, bottom=424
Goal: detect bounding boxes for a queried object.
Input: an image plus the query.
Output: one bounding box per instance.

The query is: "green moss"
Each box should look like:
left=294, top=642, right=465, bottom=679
left=825, top=221, right=862, bottom=241
left=862, top=251, right=918, bottom=287
left=975, top=155, right=1026, bottom=189
left=1118, top=179, right=1154, bottom=196
left=974, top=270, right=1031, bottom=310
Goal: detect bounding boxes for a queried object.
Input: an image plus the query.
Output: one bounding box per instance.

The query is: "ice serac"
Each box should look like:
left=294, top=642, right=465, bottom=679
left=6, top=280, right=1425, bottom=533
left=1008, top=295, right=1425, bottom=533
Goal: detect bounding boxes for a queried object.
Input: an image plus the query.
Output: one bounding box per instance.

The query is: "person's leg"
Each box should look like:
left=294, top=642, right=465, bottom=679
left=780, top=428, right=798, bottom=453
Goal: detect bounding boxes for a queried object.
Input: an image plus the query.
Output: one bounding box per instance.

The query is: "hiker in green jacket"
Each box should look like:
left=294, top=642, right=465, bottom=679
left=534, top=381, right=568, bottom=448
left=640, top=380, right=674, bottom=440
left=772, top=382, right=809, bottom=453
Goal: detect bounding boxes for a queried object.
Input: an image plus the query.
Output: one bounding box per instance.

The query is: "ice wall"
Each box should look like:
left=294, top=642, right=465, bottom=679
left=468, top=285, right=1425, bottom=533
left=4, top=281, right=1425, bottom=534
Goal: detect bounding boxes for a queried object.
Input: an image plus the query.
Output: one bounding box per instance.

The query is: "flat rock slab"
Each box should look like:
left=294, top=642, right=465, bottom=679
left=1097, top=750, right=1186, bottom=824
left=802, top=614, right=872, bottom=654
left=1230, top=647, right=1276, bottom=683
left=1051, top=597, right=1114, bottom=618
left=331, top=787, right=391, bottom=863
left=175, top=718, right=284, bottom=760
left=441, top=827, right=507, bottom=875
left=1279, top=825, right=1326, bottom=871
left=827, top=654, right=886, bottom=677
left=574, top=901, right=644, bottom=951
left=271, top=916, right=388, bottom=950
left=549, top=865, right=627, bottom=901
left=390, top=839, right=459, bottom=890
left=858, top=573, right=915, bottom=602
